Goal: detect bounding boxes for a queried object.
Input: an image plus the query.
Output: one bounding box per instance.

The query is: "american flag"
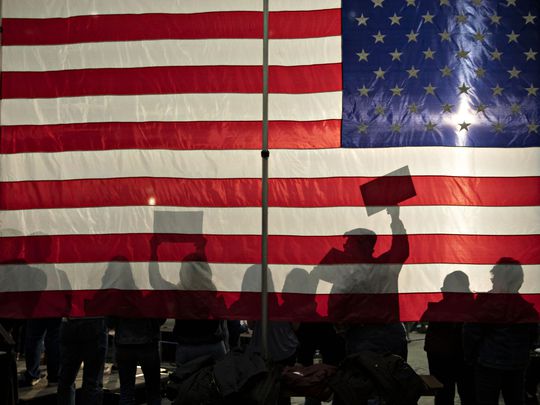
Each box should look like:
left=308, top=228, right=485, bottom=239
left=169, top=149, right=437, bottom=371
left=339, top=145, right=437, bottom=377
left=0, top=0, right=538, bottom=321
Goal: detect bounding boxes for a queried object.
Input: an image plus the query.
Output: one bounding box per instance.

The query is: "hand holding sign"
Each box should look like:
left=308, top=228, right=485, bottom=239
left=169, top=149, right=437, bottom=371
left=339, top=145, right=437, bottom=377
left=360, top=166, right=416, bottom=216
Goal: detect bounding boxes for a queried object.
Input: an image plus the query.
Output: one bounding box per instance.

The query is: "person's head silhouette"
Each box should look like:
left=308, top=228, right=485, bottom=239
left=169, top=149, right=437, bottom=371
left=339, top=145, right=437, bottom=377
left=441, top=271, right=471, bottom=293
left=343, top=228, right=377, bottom=259
left=102, top=256, right=136, bottom=290
left=490, top=257, right=523, bottom=293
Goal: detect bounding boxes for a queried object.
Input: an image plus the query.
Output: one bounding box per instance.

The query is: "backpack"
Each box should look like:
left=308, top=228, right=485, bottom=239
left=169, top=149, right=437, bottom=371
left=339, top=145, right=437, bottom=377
left=329, top=356, right=376, bottom=405
left=166, top=350, right=281, bottom=405
left=330, top=351, right=426, bottom=405
left=166, top=355, right=219, bottom=404
left=357, top=351, right=425, bottom=405
left=173, top=366, right=222, bottom=405
left=224, top=361, right=281, bottom=405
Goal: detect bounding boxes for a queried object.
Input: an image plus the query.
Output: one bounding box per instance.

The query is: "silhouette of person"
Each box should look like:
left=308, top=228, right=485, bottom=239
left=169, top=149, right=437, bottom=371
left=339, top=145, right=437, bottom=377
left=92, top=256, right=164, bottom=405
left=149, top=230, right=227, bottom=365
left=57, top=316, right=108, bottom=405
left=311, top=206, right=409, bottom=359
left=282, top=268, right=345, bottom=405
left=463, top=258, right=539, bottom=405
left=0, top=230, right=68, bottom=387
left=232, top=264, right=298, bottom=364
left=104, top=258, right=164, bottom=405
left=85, top=255, right=141, bottom=316
left=22, top=233, right=66, bottom=387
left=421, top=271, right=475, bottom=405
left=228, top=263, right=278, bottom=319
left=0, top=322, right=18, bottom=404
left=0, top=229, right=47, bottom=317
left=235, top=265, right=298, bottom=405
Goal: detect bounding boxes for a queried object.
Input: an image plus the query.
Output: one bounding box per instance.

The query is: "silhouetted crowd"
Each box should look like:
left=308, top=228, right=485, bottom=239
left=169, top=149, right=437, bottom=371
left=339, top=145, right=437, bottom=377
left=1, top=289, right=539, bottom=405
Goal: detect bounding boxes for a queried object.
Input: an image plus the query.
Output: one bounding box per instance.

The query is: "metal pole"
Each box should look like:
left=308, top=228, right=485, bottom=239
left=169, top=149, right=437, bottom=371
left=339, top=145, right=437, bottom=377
left=260, top=0, right=270, bottom=360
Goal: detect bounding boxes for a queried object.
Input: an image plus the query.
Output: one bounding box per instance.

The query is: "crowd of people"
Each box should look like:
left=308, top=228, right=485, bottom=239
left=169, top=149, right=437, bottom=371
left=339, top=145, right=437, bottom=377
left=1, top=286, right=539, bottom=405
left=1, top=211, right=538, bottom=404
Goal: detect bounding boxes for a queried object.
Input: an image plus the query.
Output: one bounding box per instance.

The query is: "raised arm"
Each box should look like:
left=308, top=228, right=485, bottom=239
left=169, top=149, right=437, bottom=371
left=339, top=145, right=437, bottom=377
left=377, top=206, right=409, bottom=264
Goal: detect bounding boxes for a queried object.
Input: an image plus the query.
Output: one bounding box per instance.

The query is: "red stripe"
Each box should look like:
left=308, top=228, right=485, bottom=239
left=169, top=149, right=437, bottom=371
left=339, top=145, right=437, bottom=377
left=2, top=177, right=538, bottom=210
left=2, top=64, right=341, bottom=98
left=0, top=121, right=341, bottom=153
left=1, top=234, right=538, bottom=265
left=0, top=290, right=537, bottom=322
left=2, top=9, right=340, bottom=45
left=271, top=176, right=540, bottom=207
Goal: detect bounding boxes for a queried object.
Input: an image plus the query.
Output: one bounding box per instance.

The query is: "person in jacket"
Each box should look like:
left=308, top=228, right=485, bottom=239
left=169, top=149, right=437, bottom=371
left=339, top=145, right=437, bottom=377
left=57, top=317, right=108, bottom=405
left=463, top=258, right=538, bottom=405
left=422, top=271, right=475, bottom=405
left=311, top=206, right=409, bottom=360
left=149, top=233, right=228, bottom=365
left=107, top=317, right=165, bottom=405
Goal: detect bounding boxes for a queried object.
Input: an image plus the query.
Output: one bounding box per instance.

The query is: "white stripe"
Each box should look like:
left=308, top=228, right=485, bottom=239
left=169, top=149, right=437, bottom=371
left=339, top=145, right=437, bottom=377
left=2, top=37, right=341, bottom=72
left=3, top=0, right=340, bottom=18
left=0, top=262, right=538, bottom=294
left=0, top=92, right=342, bottom=125
left=0, top=206, right=538, bottom=237
left=2, top=148, right=539, bottom=182
left=0, top=150, right=260, bottom=181
left=273, top=148, right=540, bottom=178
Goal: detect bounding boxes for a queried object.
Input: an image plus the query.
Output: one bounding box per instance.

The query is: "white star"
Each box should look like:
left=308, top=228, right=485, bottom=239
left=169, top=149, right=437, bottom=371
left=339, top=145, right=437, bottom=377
left=372, top=0, right=384, bottom=7
left=356, top=14, right=369, bottom=26
left=491, top=49, right=503, bottom=61
left=490, top=14, right=502, bottom=25
left=406, top=30, right=419, bottom=42
left=389, top=49, right=403, bottom=61
left=424, top=83, right=436, bottom=95
left=473, top=31, right=486, bottom=42
left=456, top=14, right=468, bottom=24
left=423, top=48, right=435, bottom=59
left=422, top=11, right=435, bottom=23
left=389, top=13, right=402, bottom=25
left=523, top=12, right=537, bottom=25
left=407, top=66, right=420, bottom=78
left=439, top=30, right=451, bottom=41
left=373, top=31, right=386, bottom=43
left=492, top=84, right=504, bottom=96
left=440, top=66, right=452, bottom=77
left=373, top=67, right=387, bottom=80
left=390, top=85, right=403, bottom=96
left=525, top=49, right=538, bottom=61
left=456, top=49, right=470, bottom=59
left=525, top=84, right=538, bottom=96
left=358, top=85, right=370, bottom=97
left=475, top=67, right=486, bottom=78
left=356, top=49, right=370, bottom=62
left=508, top=66, right=521, bottom=79
left=507, top=31, right=519, bottom=43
